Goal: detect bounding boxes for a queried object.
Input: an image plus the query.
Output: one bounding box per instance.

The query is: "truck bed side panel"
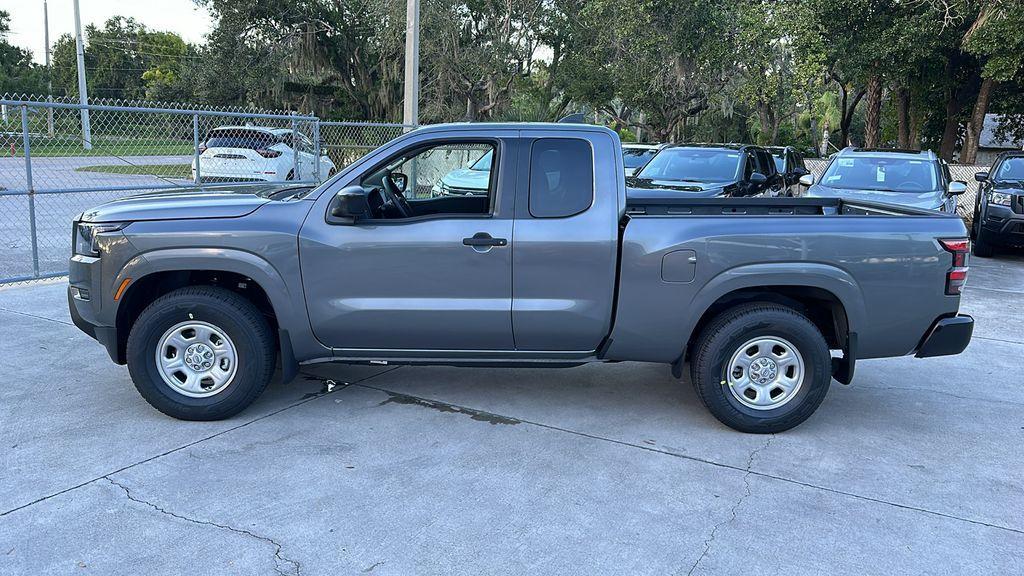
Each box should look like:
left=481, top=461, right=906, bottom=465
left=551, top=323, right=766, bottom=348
left=606, top=214, right=968, bottom=363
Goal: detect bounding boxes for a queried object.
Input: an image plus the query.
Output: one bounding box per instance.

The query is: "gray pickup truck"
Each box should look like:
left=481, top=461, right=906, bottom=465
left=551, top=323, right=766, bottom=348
left=68, top=123, right=974, bottom=433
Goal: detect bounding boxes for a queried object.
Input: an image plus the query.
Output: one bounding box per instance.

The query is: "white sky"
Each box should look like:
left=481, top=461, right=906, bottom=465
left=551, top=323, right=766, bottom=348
left=3, top=0, right=214, bottom=63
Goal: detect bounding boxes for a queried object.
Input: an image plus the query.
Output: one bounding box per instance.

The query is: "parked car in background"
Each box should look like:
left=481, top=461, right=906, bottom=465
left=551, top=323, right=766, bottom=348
left=627, top=144, right=785, bottom=198
left=767, top=146, right=812, bottom=196
left=191, top=126, right=336, bottom=184
left=622, top=143, right=665, bottom=176
left=431, top=148, right=493, bottom=196
left=69, top=123, right=974, bottom=433
left=800, top=148, right=965, bottom=213
left=971, top=151, right=1024, bottom=257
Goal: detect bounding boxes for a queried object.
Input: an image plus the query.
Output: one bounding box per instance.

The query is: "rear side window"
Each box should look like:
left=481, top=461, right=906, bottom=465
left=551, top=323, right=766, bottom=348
left=205, top=129, right=278, bottom=150
left=529, top=138, right=594, bottom=218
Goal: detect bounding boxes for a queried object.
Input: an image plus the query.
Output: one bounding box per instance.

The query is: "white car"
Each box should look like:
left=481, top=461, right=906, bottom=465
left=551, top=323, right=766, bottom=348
left=622, top=143, right=666, bottom=176
left=191, top=126, right=336, bottom=183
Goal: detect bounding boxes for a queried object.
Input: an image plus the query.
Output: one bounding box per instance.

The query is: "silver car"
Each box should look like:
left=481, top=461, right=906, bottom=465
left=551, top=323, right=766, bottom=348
left=802, top=147, right=966, bottom=212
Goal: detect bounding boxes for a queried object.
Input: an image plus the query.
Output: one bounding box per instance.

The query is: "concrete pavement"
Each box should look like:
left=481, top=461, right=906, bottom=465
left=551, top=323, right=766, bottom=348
left=1, top=256, right=1022, bottom=575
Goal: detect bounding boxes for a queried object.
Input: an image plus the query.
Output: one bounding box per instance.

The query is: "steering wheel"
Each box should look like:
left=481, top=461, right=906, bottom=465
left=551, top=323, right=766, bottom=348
left=381, top=173, right=414, bottom=218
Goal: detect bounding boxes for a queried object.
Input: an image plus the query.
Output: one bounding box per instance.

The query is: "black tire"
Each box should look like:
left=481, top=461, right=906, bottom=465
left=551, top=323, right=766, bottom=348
left=126, top=286, right=276, bottom=421
left=972, top=224, right=995, bottom=257
left=690, top=303, right=831, bottom=434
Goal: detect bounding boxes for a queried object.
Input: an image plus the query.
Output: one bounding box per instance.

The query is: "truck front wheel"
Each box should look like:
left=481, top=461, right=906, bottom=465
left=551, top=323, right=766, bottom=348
left=690, top=303, right=831, bottom=433
left=126, top=286, right=277, bottom=421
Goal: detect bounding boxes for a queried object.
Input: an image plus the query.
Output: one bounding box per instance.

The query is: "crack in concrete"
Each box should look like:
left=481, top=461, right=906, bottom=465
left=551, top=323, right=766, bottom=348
left=105, top=477, right=300, bottom=576
left=682, top=435, right=774, bottom=576
left=0, top=306, right=74, bottom=326
left=354, top=383, right=1024, bottom=536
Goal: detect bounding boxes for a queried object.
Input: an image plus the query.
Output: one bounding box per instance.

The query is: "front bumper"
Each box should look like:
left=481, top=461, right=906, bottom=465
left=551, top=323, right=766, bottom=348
left=68, top=286, right=121, bottom=363
left=915, top=315, right=974, bottom=358
left=980, top=203, right=1024, bottom=246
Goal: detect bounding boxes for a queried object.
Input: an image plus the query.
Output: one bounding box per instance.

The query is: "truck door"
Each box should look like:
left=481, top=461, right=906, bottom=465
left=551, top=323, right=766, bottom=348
left=511, top=131, right=620, bottom=351
left=299, top=135, right=517, bottom=351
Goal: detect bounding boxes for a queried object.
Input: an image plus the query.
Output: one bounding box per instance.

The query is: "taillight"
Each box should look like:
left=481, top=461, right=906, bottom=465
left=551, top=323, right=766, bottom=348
left=939, top=238, right=969, bottom=295
left=256, top=148, right=282, bottom=158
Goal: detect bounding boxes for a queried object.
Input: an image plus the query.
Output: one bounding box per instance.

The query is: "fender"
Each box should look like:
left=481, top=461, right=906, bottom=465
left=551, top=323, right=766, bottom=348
left=112, top=247, right=326, bottom=373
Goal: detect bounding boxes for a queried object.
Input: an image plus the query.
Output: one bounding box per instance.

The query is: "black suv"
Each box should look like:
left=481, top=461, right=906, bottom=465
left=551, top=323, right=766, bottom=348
left=626, top=144, right=784, bottom=198
left=972, top=151, right=1024, bottom=257
left=766, top=146, right=812, bottom=196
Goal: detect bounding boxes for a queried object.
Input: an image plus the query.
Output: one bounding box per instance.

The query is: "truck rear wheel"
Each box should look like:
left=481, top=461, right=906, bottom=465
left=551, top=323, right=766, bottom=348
left=690, top=303, right=831, bottom=433
left=126, top=286, right=276, bottom=421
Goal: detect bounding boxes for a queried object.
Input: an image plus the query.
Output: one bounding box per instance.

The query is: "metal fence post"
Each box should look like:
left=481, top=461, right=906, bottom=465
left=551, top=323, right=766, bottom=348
left=313, top=120, right=322, bottom=183
left=21, top=105, right=40, bottom=278
left=193, top=114, right=201, bottom=186
left=291, top=115, right=299, bottom=181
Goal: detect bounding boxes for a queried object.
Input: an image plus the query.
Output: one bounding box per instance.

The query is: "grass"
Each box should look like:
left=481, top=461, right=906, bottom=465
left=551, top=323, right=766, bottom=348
left=10, top=138, right=194, bottom=158
left=75, top=163, right=192, bottom=178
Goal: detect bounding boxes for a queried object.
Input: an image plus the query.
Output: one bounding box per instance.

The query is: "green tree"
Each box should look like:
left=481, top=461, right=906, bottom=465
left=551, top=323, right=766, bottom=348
left=0, top=10, right=47, bottom=95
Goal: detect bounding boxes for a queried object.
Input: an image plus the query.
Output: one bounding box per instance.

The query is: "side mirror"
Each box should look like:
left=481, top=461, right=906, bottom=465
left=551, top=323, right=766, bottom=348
left=947, top=181, right=968, bottom=196
left=799, top=174, right=815, bottom=187
left=388, top=172, right=409, bottom=193
left=974, top=171, right=989, bottom=183
left=327, top=185, right=371, bottom=225
left=749, top=172, right=768, bottom=185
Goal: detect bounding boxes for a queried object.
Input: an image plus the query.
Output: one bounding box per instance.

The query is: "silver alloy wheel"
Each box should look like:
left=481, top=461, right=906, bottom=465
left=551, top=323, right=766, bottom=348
left=726, top=336, right=805, bottom=410
left=155, top=321, right=238, bottom=398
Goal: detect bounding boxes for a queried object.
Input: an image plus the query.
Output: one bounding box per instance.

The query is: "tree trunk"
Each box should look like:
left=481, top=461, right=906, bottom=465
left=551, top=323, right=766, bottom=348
left=961, top=77, right=995, bottom=164
left=896, top=87, right=911, bottom=148
left=908, top=101, right=922, bottom=150
left=863, top=74, right=883, bottom=148
left=938, top=59, right=962, bottom=161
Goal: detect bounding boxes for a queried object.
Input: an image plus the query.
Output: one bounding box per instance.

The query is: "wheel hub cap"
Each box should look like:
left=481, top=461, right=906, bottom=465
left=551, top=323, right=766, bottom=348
left=155, top=321, right=238, bottom=398
left=726, top=336, right=805, bottom=411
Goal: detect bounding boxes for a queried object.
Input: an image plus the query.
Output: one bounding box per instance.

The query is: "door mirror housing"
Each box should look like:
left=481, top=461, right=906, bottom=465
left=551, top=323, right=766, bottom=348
left=327, top=185, right=371, bottom=225
left=947, top=181, right=968, bottom=196
left=748, top=172, right=768, bottom=185
left=799, top=174, right=815, bottom=187
left=974, top=171, right=989, bottom=182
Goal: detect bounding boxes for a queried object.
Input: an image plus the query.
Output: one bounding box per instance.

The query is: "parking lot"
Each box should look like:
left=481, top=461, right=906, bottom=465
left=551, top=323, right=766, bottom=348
left=1, top=254, right=1022, bottom=575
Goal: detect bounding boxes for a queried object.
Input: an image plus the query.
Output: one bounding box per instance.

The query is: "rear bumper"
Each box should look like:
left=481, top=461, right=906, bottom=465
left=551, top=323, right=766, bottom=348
left=915, top=314, right=974, bottom=358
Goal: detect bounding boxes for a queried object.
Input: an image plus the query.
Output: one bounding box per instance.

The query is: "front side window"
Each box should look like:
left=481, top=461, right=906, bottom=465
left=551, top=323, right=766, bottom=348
left=820, top=156, right=939, bottom=192
left=360, top=141, right=496, bottom=219
left=529, top=138, right=594, bottom=218
left=638, top=148, right=743, bottom=183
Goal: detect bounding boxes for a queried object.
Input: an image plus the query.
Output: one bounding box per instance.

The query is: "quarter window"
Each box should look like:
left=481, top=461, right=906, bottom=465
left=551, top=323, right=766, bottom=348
left=529, top=138, right=594, bottom=218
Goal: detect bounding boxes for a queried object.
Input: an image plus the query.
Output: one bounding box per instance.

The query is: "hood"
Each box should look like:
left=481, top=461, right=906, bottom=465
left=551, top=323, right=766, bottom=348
left=626, top=177, right=732, bottom=198
left=78, top=184, right=300, bottom=223
left=804, top=184, right=944, bottom=210
left=440, top=168, right=490, bottom=193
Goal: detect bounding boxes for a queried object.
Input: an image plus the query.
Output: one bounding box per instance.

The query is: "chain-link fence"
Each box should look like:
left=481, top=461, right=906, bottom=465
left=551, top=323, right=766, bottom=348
left=805, top=158, right=985, bottom=224
left=1, top=95, right=412, bottom=285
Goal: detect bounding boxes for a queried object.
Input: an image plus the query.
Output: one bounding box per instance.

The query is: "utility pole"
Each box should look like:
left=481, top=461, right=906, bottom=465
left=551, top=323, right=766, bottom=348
left=72, top=0, right=92, bottom=150
left=43, top=0, right=54, bottom=137
left=402, top=0, right=420, bottom=128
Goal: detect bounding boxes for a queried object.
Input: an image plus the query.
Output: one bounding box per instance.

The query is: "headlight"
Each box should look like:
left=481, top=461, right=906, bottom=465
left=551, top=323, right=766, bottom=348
left=990, top=192, right=1014, bottom=206
left=74, top=222, right=128, bottom=257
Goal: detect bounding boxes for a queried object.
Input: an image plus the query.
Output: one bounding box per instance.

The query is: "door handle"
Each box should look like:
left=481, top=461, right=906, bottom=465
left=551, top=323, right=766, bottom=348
left=463, top=233, right=507, bottom=247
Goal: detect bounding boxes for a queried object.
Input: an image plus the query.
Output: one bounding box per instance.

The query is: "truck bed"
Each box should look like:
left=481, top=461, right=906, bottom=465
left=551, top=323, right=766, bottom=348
left=604, top=196, right=968, bottom=364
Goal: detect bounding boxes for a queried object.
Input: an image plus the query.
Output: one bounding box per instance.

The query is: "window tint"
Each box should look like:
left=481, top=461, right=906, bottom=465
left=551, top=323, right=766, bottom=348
left=359, top=142, right=496, bottom=219
left=639, top=148, right=742, bottom=183
left=623, top=147, right=658, bottom=169
left=529, top=138, right=594, bottom=218
left=205, top=129, right=278, bottom=150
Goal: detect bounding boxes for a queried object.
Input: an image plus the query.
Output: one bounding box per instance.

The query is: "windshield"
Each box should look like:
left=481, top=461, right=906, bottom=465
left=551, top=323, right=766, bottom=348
left=623, top=148, right=658, bottom=169
left=469, top=149, right=493, bottom=171
left=637, top=148, right=742, bottom=183
left=820, top=156, right=938, bottom=192
left=772, top=152, right=786, bottom=172
left=995, top=157, right=1024, bottom=181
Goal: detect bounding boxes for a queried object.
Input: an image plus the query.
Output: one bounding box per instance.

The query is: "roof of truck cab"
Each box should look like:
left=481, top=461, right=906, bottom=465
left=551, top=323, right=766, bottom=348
left=413, top=122, right=619, bottom=135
